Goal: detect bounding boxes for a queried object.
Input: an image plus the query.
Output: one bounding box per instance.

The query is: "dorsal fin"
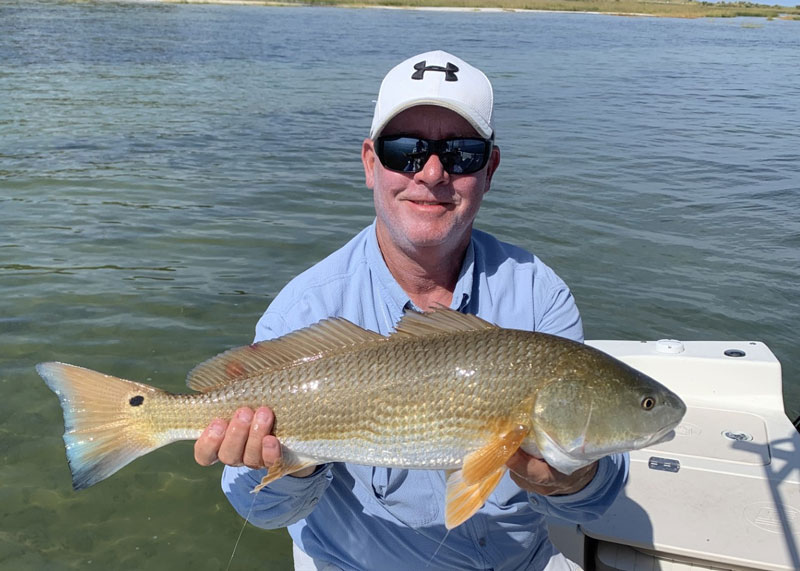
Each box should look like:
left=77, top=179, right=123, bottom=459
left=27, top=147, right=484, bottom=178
left=393, top=305, right=497, bottom=338
left=186, top=318, right=384, bottom=392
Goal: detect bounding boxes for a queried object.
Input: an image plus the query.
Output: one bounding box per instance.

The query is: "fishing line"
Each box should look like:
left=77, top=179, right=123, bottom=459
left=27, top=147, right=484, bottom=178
left=425, top=528, right=452, bottom=568
left=226, top=487, right=259, bottom=571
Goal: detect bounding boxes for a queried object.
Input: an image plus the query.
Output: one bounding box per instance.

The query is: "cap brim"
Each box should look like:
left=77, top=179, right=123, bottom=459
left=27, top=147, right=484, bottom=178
left=370, top=99, right=493, bottom=140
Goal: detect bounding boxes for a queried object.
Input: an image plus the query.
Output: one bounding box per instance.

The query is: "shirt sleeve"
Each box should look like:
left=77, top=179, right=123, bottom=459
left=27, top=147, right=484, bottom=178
left=220, top=300, right=334, bottom=530
left=534, top=262, right=584, bottom=343
left=529, top=453, right=629, bottom=523
left=221, top=464, right=333, bottom=530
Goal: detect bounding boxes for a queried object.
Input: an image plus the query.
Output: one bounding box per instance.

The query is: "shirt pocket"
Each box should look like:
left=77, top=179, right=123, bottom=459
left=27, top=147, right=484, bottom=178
left=355, top=466, right=442, bottom=528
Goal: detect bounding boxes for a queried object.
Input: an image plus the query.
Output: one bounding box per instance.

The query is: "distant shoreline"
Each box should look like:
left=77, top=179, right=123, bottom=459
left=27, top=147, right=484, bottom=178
left=153, top=0, right=800, bottom=20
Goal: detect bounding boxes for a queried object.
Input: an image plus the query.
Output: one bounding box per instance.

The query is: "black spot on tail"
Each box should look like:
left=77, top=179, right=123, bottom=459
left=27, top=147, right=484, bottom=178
left=129, top=395, right=144, bottom=407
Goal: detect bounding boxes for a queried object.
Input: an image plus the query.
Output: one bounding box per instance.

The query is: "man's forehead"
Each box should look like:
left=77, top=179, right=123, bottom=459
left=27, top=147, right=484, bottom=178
left=381, top=105, right=481, bottom=138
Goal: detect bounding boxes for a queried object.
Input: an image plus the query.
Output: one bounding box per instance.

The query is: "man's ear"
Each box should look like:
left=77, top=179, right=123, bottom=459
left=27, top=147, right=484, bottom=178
left=362, top=138, right=376, bottom=189
left=484, top=145, right=501, bottom=193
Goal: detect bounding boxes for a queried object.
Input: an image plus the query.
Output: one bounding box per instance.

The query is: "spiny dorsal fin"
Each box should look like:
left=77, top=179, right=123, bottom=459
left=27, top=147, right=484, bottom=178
left=393, top=305, right=497, bottom=338
left=186, top=317, right=384, bottom=392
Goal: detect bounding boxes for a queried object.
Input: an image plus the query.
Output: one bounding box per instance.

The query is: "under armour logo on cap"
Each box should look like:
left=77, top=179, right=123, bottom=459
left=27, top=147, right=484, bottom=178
left=411, top=61, right=459, bottom=82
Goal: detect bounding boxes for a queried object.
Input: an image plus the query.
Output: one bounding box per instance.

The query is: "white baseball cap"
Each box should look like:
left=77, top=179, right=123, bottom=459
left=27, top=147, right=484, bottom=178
left=369, top=51, right=494, bottom=140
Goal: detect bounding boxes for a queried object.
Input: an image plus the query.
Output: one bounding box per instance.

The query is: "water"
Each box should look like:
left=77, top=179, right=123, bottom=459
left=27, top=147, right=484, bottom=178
left=1, top=2, right=798, bottom=568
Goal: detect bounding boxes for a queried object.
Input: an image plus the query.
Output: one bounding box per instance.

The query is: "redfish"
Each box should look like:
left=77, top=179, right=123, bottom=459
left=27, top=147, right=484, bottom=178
left=37, top=308, right=685, bottom=529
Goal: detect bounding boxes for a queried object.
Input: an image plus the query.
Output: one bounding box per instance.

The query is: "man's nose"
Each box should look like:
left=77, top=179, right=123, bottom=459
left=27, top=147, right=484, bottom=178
left=415, top=153, right=449, bottom=186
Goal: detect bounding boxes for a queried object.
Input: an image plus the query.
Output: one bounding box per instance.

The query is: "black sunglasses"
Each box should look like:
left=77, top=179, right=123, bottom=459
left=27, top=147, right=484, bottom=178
left=376, top=135, right=493, bottom=175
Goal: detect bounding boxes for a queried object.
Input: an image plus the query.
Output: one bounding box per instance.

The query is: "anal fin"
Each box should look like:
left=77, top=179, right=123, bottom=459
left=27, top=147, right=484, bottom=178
left=251, top=446, right=318, bottom=493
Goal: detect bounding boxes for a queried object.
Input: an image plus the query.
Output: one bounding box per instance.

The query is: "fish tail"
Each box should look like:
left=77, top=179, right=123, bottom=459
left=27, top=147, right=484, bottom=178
left=36, top=362, right=176, bottom=490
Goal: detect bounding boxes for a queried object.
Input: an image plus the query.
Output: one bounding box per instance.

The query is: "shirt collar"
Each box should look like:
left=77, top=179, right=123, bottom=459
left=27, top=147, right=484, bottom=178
left=366, top=220, right=475, bottom=313
left=366, top=220, right=412, bottom=314
left=452, top=238, right=475, bottom=311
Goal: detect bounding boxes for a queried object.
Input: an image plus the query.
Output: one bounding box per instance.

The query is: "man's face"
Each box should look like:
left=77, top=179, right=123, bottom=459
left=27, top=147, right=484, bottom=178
left=362, top=105, right=500, bottom=255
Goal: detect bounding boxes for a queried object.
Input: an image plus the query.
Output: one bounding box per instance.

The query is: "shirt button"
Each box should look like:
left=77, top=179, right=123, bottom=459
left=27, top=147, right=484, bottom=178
left=478, top=538, right=487, bottom=547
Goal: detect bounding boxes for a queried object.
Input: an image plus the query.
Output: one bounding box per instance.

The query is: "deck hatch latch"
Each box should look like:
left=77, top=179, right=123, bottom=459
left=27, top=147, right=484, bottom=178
left=648, top=456, right=680, bottom=473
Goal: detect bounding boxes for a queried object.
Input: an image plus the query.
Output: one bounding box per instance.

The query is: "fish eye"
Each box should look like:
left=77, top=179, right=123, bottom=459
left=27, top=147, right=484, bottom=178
left=641, top=396, right=656, bottom=410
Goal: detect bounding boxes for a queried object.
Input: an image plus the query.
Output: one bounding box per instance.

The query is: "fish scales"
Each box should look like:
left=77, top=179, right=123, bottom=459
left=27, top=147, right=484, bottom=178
left=147, top=327, right=550, bottom=468
left=260, top=327, right=545, bottom=467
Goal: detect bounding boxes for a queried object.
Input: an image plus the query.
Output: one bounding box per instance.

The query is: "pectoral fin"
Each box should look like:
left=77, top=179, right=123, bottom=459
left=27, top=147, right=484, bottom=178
left=444, top=424, right=529, bottom=529
left=252, top=447, right=318, bottom=493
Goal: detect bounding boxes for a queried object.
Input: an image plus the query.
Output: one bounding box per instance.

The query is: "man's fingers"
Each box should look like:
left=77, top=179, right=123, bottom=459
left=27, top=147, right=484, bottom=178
left=217, top=407, right=255, bottom=466
left=262, top=434, right=282, bottom=466
left=243, top=407, right=274, bottom=469
left=507, top=449, right=544, bottom=480
left=506, top=449, right=598, bottom=495
left=194, top=419, right=228, bottom=466
left=194, top=407, right=282, bottom=470
left=506, top=449, right=527, bottom=475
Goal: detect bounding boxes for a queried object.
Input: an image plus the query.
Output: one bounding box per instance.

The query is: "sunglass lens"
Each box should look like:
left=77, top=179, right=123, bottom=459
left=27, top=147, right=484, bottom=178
left=380, top=137, right=430, bottom=173
left=442, top=139, right=489, bottom=174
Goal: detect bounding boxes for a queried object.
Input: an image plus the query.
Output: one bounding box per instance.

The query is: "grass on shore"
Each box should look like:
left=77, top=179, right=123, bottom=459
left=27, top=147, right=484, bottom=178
left=239, top=0, right=800, bottom=19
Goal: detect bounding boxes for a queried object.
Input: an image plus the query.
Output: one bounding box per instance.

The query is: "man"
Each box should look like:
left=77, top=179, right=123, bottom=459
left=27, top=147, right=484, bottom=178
left=194, top=51, right=628, bottom=570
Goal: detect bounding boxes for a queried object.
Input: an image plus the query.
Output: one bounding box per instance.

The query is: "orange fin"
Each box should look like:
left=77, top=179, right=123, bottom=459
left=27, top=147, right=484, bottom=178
left=445, top=467, right=506, bottom=529
left=444, top=424, right=529, bottom=529
left=462, top=424, right=528, bottom=484
left=251, top=447, right=318, bottom=493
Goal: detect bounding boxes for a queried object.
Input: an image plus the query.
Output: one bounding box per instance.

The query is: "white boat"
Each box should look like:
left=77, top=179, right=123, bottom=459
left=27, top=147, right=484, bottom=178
left=549, top=339, right=800, bottom=571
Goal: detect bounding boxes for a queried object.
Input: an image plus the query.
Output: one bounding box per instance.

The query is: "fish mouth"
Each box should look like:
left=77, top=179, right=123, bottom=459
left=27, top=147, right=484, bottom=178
left=645, top=429, right=676, bottom=447
left=635, top=426, right=678, bottom=449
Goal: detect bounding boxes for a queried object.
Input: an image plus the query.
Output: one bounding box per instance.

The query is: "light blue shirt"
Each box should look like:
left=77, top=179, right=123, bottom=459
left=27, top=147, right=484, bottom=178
left=222, top=221, right=628, bottom=570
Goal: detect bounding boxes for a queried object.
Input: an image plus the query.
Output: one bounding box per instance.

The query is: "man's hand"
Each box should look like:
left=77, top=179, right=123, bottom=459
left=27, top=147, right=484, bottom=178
left=506, top=449, right=597, bottom=496
left=193, top=406, right=316, bottom=478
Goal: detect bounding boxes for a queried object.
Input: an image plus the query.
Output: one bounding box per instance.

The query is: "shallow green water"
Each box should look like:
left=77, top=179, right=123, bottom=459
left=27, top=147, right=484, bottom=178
left=1, top=2, right=799, bottom=569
